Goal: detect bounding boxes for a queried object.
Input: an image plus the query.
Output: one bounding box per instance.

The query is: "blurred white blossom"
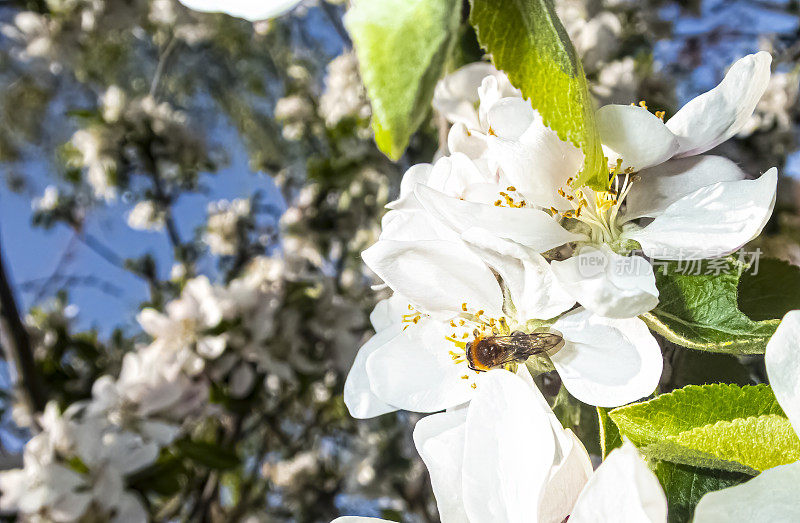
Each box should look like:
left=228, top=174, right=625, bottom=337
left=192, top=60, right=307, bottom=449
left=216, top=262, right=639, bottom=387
left=126, top=200, right=165, bottom=231
left=204, top=198, right=251, bottom=255
left=319, top=52, right=371, bottom=128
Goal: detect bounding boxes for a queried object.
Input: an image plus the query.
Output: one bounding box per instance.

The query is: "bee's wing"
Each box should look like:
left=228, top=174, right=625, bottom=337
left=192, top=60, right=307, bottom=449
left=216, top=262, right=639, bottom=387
left=490, top=332, right=564, bottom=365
left=522, top=332, right=565, bottom=354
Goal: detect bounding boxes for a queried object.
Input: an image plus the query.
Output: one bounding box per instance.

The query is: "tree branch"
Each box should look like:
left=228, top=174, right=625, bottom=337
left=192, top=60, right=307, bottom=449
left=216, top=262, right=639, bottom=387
left=0, top=233, right=46, bottom=416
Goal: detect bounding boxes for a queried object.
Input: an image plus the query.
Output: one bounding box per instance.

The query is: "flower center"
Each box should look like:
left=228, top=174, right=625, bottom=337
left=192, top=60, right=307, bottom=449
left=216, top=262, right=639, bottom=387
left=493, top=186, right=528, bottom=208
left=554, top=161, right=638, bottom=246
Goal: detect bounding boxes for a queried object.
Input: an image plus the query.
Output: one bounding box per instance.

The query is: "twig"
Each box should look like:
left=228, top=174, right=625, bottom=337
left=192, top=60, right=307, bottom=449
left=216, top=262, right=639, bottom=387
left=0, top=233, right=47, bottom=416
left=19, top=274, right=124, bottom=298
left=75, top=231, right=126, bottom=269
left=31, top=234, right=79, bottom=303
left=150, top=36, right=179, bottom=99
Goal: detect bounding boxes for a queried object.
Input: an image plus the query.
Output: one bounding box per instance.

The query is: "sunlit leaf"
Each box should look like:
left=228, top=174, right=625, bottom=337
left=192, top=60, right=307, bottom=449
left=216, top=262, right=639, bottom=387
left=345, top=0, right=461, bottom=160
left=469, top=0, right=607, bottom=190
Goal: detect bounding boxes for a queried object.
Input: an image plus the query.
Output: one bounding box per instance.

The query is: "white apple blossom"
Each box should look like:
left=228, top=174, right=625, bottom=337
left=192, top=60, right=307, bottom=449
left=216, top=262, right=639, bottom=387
left=138, top=258, right=285, bottom=396
left=177, top=0, right=302, bottom=22
left=738, top=69, right=799, bottom=136
left=419, top=53, right=777, bottom=322
left=432, top=62, right=519, bottom=131
left=275, top=94, right=314, bottom=141
left=204, top=198, right=251, bottom=256
left=86, top=343, right=208, bottom=445
left=69, top=127, right=118, bottom=201
left=138, top=275, right=228, bottom=375
left=339, top=369, right=667, bottom=523
left=693, top=310, right=800, bottom=522
left=319, top=52, right=371, bottom=128
left=126, top=200, right=165, bottom=231
left=32, top=185, right=60, bottom=212
left=0, top=402, right=152, bottom=523
left=101, top=85, right=127, bottom=123
left=345, top=220, right=662, bottom=416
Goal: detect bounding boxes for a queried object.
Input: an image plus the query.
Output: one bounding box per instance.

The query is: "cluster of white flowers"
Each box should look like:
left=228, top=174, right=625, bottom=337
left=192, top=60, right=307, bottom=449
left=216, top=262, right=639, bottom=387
left=139, top=259, right=284, bottom=396
left=126, top=200, right=166, bottom=231
left=32, top=185, right=60, bottom=212
left=739, top=70, right=800, bottom=137
left=0, top=0, right=149, bottom=73
left=319, top=51, right=371, bottom=128
left=341, top=53, right=779, bottom=521
left=555, top=0, right=640, bottom=103
left=0, top=12, right=56, bottom=66
left=0, top=255, right=289, bottom=520
left=274, top=94, right=314, bottom=141
left=0, top=401, right=170, bottom=522
left=68, top=127, right=119, bottom=201
left=203, top=198, right=251, bottom=256
left=65, top=89, right=205, bottom=202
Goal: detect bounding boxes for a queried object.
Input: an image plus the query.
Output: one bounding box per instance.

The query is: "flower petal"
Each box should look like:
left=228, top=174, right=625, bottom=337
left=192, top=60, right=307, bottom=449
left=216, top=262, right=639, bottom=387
left=486, top=97, right=536, bottom=140
left=387, top=163, right=432, bottom=210
left=414, top=184, right=583, bottom=253
left=623, top=155, right=746, bottom=220
left=366, top=319, right=476, bottom=413
left=569, top=441, right=667, bottom=523
left=596, top=105, right=680, bottom=170
left=625, top=168, right=777, bottom=260
left=693, top=461, right=800, bottom=522
left=550, top=245, right=658, bottom=319
left=197, top=335, right=227, bottom=359
left=331, top=518, right=395, bottom=523
left=448, top=122, right=489, bottom=159
left=111, top=492, right=148, bottom=523
left=765, top=310, right=800, bottom=436
left=551, top=309, right=662, bottom=407
left=177, top=0, right=301, bottom=21
left=462, top=370, right=556, bottom=523
left=433, top=62, right=497, bottom=127
left=539, top=430, right=593, bottom=523
left=463, top=235, right=575, bottom=320
left=379, top=209, right=460, bottom=242
left=486, top=105, right=584, bottom=210
left=369, top=294, right=410, bottom=331
left=413, top=410, right=470, bottom=523
left=666, top=52, right=772, bottom=157
left=362, top=239, right=504, bottom=317
left=344, top=325, right=403, bottom=419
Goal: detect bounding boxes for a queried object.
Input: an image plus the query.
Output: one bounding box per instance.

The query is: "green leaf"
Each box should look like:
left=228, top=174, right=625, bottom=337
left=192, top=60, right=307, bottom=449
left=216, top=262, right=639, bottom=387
left=609, top=384, right=784, bottom=447
left=597, top=407, right=622, bottom=459
left=127, top=454, right=187, bottom=496
left=468, top=0, right=606, bottom=190
left=641, top=439, right=758, bottom=476
left=345, top=0, right=460, bottom=160
left=669, top=415, right=800, bottom=472
left=643, top=258, right=780, bottom=354
left=737, top=257, right=800, bottom=321
left=175, top=440, right=240, bottom=470
left=610, top=384, right=800, bottom=474
left=651, top=460, right=750, bottom=523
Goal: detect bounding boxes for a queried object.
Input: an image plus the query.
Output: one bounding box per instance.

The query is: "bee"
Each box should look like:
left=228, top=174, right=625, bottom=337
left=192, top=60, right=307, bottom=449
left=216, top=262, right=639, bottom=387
left=465, top=331, right=565, bottom=372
